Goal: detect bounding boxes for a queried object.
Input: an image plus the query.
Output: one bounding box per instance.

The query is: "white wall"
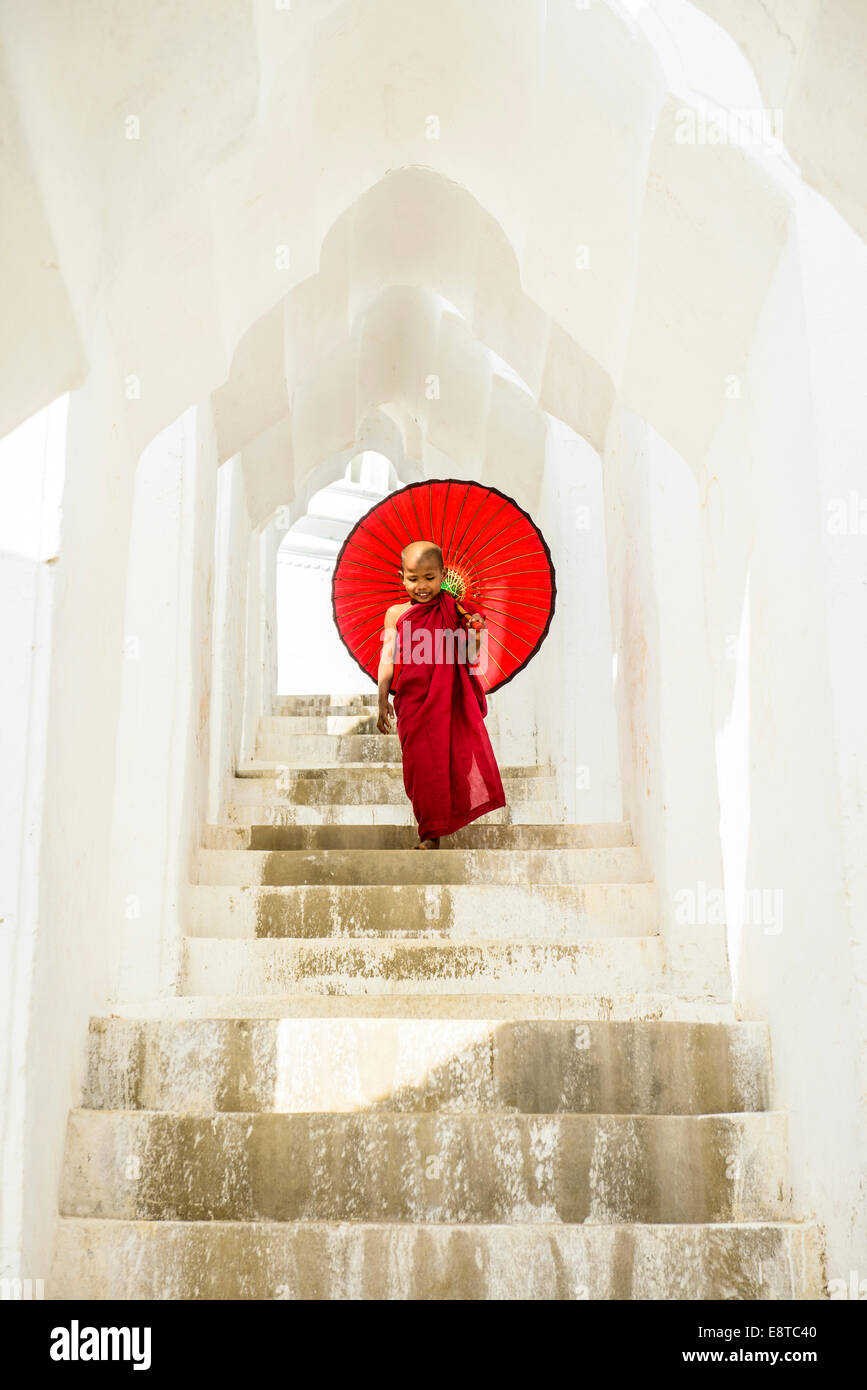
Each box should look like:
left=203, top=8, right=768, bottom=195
left=6, top=326, right=141, bottom=1282
left=0, top=398, right=66, bottom=1284
left=603, top=406, right=730, bottom=998
left=530, top=417, right=621, bottom=821
left=701, top=191, right=867, bottom=1276
left=206, top=456, right=250, bottom=819
left=0, top=386, right=223, bottom=1282
left=108, top=406, right=219, bottom=1001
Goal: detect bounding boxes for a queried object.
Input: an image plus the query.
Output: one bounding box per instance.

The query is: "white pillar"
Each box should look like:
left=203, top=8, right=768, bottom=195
left=0, top=396, right=67, bottom=1284
left=107, top=405, right=219, bottom=1002
left=604, top=405, right=729, bottom=997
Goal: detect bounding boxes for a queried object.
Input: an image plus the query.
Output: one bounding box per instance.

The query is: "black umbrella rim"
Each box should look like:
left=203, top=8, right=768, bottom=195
left=330, top=477, right=557, bottom=697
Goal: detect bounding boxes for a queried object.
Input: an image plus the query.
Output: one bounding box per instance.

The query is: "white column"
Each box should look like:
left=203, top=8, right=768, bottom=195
left=604, top=405, right=729, bottom=997
left=108, top=404, right=219, bottom=1002
left=0, top=396, right=66, bottom=1284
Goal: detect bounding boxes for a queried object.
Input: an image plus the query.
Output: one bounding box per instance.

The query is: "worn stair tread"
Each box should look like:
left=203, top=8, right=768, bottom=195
left=49, top=1217, right=825, bottom=1299
left=182, top=881, right=658, bottom=940
left=201, top=822, right=634, bottom=850
left=192, top=846, right=652, bottom=887
left=82, top=1016, right=772, bottom=1115
left=59, top=1108, right=792, bottom=1225
left=180, top=935, right=669, bottom=998
left=236, top=762, right=554, bottom=778
left=48, top=679, right=818, bottom=1297
left=223, top=806, right=560, bottom=827
left=105, top=993, right=737, bottom=1021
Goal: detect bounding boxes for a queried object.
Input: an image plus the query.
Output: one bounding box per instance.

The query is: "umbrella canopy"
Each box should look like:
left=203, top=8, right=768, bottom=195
left=331, top=479, right=556, bottom=694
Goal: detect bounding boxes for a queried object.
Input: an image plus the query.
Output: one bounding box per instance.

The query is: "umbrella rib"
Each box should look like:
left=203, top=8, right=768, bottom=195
left=336, top=555, right=406, bottom=580
left=457, top=511, right=527, bottom=571
left=486, top=635, right=529, bottom=668
left=476, top=554, right=552, bottom=577
left=336, top=596, right=406, bottom=622
left=471, top=526, right=540, bottom=570
left=469, top=567, right=552, bottom=583
left=350, top=528, right=405, bottom=567
left=479, top=597, right=551, bottom=618
left=450, top=492, right=506, bottom=571
left=408, top=486, right=427, bottom=547
left=443, top=481, right=470, bottom=560
left=384, top=495, right=418, bottom=553
left=449, top=488, right=496, bottom=569
left=441, top=485, right=476, bottom=565
left=367, top=505, right=411, bottom=559
left=340, top=546, right=401, bottom=578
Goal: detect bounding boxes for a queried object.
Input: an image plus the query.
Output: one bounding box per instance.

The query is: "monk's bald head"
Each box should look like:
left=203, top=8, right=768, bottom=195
left=400, top=541, right=443, bottom=574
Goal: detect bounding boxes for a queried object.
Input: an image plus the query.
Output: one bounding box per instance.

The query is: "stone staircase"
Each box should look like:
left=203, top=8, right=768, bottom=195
left=50, top=693, right=825, bottom=1298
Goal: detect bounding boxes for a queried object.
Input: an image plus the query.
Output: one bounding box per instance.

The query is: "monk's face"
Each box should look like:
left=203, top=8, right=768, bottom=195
left=400, top=547, right=443, bottom=604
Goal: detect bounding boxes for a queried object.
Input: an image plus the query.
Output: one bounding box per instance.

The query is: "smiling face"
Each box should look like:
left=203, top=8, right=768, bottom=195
left=400, top=543, right=443, bottom=603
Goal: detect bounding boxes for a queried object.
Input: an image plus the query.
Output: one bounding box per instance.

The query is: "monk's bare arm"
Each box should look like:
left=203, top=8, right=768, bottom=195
left=376, top=605, right=400, bottom=733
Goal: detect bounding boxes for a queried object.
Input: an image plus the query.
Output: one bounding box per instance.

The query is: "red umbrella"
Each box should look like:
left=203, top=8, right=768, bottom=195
left=331, top=478, right=556, bottom=694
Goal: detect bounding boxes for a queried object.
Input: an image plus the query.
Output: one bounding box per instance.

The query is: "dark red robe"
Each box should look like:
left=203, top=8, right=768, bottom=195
left=391, top=590, right=506, bottom=840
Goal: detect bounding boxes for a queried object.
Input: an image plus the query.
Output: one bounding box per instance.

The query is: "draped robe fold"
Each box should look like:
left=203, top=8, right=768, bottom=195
left=391, top=590, right=506, bottom=840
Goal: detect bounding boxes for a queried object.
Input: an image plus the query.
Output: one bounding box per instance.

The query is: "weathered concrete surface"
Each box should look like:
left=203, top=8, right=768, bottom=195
left=182, top=881, right=657, bottom=940
left=272, top=696, right=379, bottom=716
left=83, top=1018, right=771, bottom=1115
left=103, top=992, right=738, bottom=1023
left=181, top=936, right=667, bottom=998
left=223, top=799, right=559, bottom=827
left=260, top=714, right=380, bottom=736
left=47, top=699, right=822, bottom=1297
left=60, top=1109, right=790, bottom=1224
left=256, top=732, right=405, bottom=764
left=201, top=821, right=633, bottom=850
left=51, top=1220, right=825, bottom=1300
left=230, top=765, right=555, bottom=806
left=192, top=846, right=651, bottom=887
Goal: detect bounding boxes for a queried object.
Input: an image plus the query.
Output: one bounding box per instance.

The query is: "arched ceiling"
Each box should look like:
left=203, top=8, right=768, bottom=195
left=214, top=152, right=785, bottom=525
left=690, top=0, right=867, bottom=241
left=233, top=279, right=552, bottom=529
left=0, top=0, right=861, bottom=462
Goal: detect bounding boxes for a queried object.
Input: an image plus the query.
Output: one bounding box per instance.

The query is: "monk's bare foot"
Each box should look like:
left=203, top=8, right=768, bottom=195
left=412, top=836, right=440, bottom=849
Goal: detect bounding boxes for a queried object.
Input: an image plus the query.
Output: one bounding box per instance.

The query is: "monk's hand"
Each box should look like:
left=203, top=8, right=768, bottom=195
left=377, top=700, right=394, bottom=734
left=463, top=612, right=485, bottom=631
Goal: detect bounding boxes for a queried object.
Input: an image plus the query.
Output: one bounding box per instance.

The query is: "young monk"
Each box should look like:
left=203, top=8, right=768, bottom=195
left=376, top=540, right=506, bottom=849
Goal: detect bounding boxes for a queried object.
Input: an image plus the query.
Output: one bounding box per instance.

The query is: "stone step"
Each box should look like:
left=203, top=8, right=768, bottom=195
left=262, top=714, right=382, bottom=735
left=222, top=800, right=560, bottom=827
left=50, top=1217, right=825, bottom=1299
left=192, top=846, right=651, bottom=887
left=230, top=767, right=555, bottom=806
left=58, top=1109, right=791, bottom=1224
left=180, top=936, right=667, bottom=997
left=238, top=762, right=554, bottom=777
left=108, top=992, right=737, bottom=1023
left=256, top=733, right=404, bottom=763
left=257, top=712, right=503, bottom=737
left=82, top=1017, right=771, bottom=1115
left=257, top=734, right=515, bottom=766
left=272, top=695, right=379, bottom=716
left=182, top=882, right=658, bottom=940
left=201, top=821, right=632, bottom=850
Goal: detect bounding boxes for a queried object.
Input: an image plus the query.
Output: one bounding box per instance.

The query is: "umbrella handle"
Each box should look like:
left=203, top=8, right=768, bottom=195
left=455, top=599, right=483, bottom=631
